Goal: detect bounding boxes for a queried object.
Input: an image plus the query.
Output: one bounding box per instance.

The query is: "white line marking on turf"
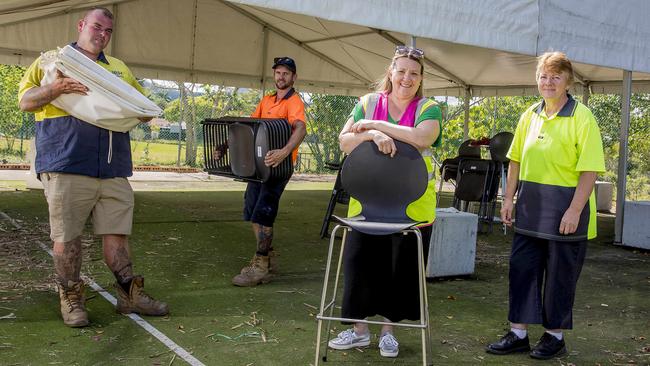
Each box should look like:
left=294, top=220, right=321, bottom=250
left=0, top=211, right=205, bottom=366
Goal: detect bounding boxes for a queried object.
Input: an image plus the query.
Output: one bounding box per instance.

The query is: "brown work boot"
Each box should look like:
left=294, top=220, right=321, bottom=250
left=115, top=276, right=169, bottom=316
left=232, top=254, right=271, bottom=287
left=56, top=279, right=89, bottom=327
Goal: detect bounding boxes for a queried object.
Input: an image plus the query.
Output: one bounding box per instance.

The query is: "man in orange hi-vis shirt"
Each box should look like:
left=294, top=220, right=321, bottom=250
left=232, top=56, right=307, bottom=287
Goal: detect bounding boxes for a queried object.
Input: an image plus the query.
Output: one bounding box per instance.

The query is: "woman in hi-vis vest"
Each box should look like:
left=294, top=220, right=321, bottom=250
left=485, top=52, right=605, bottom=360
left=327, top=46, right=442, bottom=359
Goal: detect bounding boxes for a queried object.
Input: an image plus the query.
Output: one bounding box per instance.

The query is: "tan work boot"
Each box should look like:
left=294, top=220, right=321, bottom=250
left=56, top=279, right=89, bottom=327
left=115, top=276, right=169, bottom=316
left=232, top=254, right=271, bottom=287
left=268, top=250, right=278, bottom=274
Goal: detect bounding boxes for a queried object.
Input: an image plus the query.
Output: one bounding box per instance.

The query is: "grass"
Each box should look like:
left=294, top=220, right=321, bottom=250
left=0, top=180, right=25, bottom=190
left=0, top=189, right=649, bottom=365
left=130, top=139, right=196, bottom=166
left=0, top=139, right=327, bottom=173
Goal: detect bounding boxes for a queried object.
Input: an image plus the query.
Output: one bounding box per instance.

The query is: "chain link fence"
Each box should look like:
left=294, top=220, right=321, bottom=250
left=1, top=64, right=649, bottom=192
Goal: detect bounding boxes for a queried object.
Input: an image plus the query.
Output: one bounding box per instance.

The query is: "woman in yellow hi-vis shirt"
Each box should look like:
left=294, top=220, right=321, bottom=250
left=486, top=52, right=605, bottom=360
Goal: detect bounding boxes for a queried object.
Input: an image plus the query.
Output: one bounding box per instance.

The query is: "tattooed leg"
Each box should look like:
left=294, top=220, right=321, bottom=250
left=53, top=237, right=83, bottom=283
left=102, top=235, right=133, bottom=290
left=252, top=223, right=273, bottom=256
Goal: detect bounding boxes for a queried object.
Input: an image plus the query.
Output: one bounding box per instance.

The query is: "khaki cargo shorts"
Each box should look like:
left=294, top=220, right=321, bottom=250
left=41, top=172, right=134, bottom=242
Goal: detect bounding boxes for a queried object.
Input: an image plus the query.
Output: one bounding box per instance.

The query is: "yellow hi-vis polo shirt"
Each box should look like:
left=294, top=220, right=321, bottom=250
left=507, top=94, right=605, bottom=240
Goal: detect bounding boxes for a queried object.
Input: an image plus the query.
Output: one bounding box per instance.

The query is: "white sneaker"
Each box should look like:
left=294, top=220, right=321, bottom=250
left=328, top=329, right=371, bottom=350
left=379, top=332, right=399, bottom=357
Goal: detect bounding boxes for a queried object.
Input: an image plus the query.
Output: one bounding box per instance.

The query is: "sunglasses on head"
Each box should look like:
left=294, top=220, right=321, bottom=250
left=274, top=57, right=292, bottom=63
left=394, top=45, right=424, bottom=59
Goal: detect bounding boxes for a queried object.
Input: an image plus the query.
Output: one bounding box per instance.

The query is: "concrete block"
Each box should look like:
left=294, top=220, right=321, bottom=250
left=595, top=181, right=613, bottom=212
left=426, top=208, right=478, bottom=278
left=622, top=201, right=650, bottom=250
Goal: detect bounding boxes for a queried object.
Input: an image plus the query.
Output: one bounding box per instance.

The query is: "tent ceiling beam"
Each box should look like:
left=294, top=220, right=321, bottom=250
left=303, top=30, right=376, bottom=44
left=0, top=0, right=135, bottom=27
left=220, top=0, right=372, bottom=85
left=372, top=28, right=469, bottom=89
left=126, top=60, right=367, bottom=90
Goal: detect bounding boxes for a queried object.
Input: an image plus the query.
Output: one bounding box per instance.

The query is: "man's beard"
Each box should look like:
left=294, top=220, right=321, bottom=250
left=275, top=80, right=293, bottom=91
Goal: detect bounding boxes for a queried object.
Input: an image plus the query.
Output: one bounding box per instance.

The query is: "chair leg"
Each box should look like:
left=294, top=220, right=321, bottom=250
left=315, top=225, right=348, bottom=364
left=413, top=229, right=431, bottom=366
left=319, top=190, right=339, bottom=238
left=437, top=166, right=447, bottom=206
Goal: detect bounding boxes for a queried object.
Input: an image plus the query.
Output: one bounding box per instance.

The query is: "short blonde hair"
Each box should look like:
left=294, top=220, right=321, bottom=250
left=536, top=51, right=575, bottom=86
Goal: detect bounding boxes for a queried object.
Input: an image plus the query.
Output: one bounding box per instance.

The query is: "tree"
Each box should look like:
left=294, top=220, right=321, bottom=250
left=305, top=94, right=357, bottom=171
left=162, top=83, right=260, bottom=166
left=0, top=65, right=26, bottom=153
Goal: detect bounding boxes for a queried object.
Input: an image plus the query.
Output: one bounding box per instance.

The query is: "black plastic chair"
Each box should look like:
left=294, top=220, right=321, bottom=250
left=314, top=140, right=433, bottom=366
left=437, top=139, right=481, bottom=205
left=488, top=131, right=514, bottom=198
left=319, top=157, right=349, bottom=239
left=453, top=158, right=499, bottom=233
left=488, top=132, right=514, bottom=233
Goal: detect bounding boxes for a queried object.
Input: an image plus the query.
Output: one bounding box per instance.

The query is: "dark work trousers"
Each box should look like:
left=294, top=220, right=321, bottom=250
left=243, top=177, right=290, bottom=227
left=508, top=233, right=588, bottom=329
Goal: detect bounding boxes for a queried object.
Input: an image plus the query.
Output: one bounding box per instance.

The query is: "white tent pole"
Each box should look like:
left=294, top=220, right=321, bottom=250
left=615, top=70, right=632, bottom=244
left=108, top=4, right=117, bottom=56
left=177, top=82, right=184, bottom=167
left=491, top=95, right=497, bottom=136
left=260, top=26, right=268, bottom=97
left=463, top=88, right=470, bottom=140
left=189, top=0, right=198, bottom=78
left=410, top=35, right=416, bottom=48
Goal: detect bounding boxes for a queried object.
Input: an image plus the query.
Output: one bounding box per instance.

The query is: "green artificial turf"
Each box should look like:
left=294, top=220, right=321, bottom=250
left=1, top=190, right=648, bottom=365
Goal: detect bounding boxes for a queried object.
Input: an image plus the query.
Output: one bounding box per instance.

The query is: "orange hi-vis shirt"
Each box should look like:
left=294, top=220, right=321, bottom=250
left=250, top=88, right=305, bottom=163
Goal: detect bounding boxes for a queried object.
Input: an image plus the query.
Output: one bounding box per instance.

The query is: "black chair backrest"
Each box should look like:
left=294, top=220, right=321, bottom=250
left=458, top=139, right=481, bottom=158
left=228, top=123, right=256, bottom=177
left=489, top=132, right=514, bottom=162
left=341, top=140, right=427, bottom=222
left=455, top=158, right=492, bottom=202
left=438, top=139, right=480, bottom=180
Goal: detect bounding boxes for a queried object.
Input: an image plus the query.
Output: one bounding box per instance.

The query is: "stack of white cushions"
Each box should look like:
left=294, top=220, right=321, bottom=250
left=40, top=45, right=162, bottom=132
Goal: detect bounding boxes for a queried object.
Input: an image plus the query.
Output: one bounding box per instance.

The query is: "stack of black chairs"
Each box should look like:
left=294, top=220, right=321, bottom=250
left=202, top=117, right=292, bottom=183
left=448, top=132, right=514, bottom=233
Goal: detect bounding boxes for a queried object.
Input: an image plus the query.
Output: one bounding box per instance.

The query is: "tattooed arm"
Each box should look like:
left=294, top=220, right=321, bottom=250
left=19, top=71, right=88, bottom=112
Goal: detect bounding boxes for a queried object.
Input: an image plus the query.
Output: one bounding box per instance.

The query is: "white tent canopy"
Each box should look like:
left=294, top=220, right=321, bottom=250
left=1, top=0, right=649, bottom=97
left=1, top=0, right=648, bottom=244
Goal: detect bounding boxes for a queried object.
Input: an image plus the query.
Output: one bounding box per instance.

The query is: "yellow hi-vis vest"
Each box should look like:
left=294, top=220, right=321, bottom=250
left=347, top=93, right=438, bottom=226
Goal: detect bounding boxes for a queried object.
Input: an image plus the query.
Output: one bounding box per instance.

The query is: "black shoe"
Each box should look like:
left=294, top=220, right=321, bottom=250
left=485, top=331, right=531, bottom=355
left=529, top=332, right=567, bottom=360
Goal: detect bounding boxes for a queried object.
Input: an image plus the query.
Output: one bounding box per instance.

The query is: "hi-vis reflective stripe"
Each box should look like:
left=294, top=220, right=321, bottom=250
left=421, top=147, right=435, bottom=181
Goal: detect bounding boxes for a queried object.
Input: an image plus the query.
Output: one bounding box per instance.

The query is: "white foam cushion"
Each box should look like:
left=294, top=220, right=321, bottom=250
left=40, top=45, right=162, bottom=132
